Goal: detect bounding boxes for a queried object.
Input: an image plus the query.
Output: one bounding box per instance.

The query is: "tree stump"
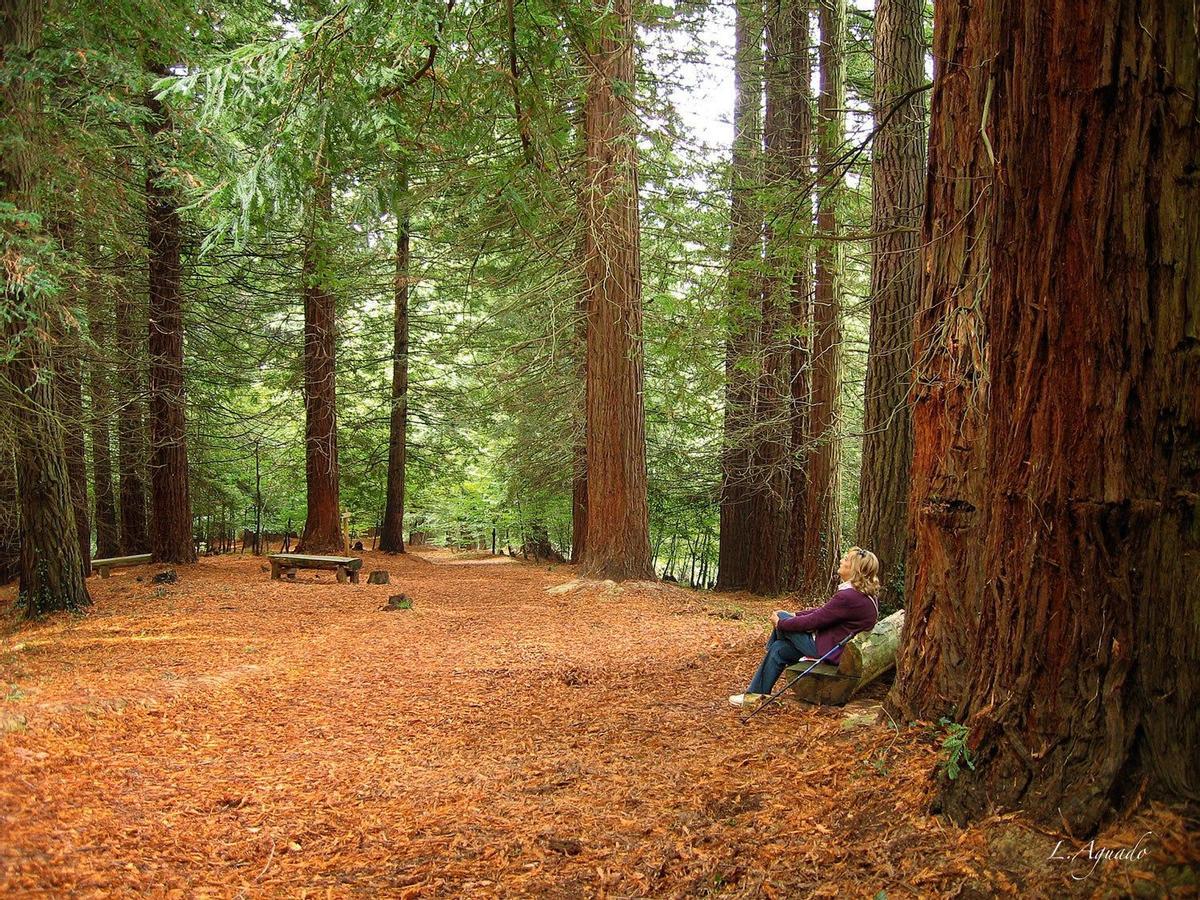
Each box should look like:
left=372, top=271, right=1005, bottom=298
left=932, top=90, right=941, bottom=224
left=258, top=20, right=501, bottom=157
left=385, top=594, right=412, bottom=610
left=368, top=570, right=390, bottom=585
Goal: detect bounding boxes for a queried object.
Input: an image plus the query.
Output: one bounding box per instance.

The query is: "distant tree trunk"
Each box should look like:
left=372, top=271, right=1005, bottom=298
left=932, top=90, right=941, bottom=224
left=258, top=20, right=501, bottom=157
left=856, top=0, right=926, bottom=601
left=786, top=1, right=813, bottom=590
left=716, top=0, right=763, bottom=592
left=145, top=72, right=196, bottom=565
left=296, top=168, right=343, bottom=553
left=55, top=315, right=91, bottom=575
left=578, top=0, right=654, bottom=582
left=570, top=123, right=589, bottom=566
left=885, top=0, right=992, bottom=724
left=1, top=0, right=90, bottom=614
left=114, top=249, right=150, bottom=555
left=86, top=248, right=120, bottom=558
left=920, top=0, right=1199, bottom=832
left=50, top=220, right=92, bottom=576
left=746, top=0, right=800, bottom=596
left=800, top=0, right=845, bottom=593
left=379, top=172, right=410, bottom=554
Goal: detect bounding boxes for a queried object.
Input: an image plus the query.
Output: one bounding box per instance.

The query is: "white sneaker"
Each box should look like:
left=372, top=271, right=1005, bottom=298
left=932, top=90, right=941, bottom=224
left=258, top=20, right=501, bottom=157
left=728, top=693, right=763, bottom=708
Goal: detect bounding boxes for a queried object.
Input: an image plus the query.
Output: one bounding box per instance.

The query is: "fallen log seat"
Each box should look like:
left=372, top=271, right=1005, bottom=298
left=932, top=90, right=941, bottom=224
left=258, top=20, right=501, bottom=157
left=92, top=553, right=153, bottom=578
left=784, top=609, right=905, bottom=707
left=268, top=554, right=363, bottom=584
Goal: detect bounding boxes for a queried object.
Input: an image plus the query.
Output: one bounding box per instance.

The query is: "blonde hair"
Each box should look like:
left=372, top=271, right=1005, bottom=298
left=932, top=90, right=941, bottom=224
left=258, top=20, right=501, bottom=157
left=846, top=547, right=881, bottom=597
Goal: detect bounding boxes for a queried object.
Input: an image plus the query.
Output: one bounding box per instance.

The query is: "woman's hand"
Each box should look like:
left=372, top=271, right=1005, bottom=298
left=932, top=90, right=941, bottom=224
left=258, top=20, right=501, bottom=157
left=770, top=610, right=786, bottom=627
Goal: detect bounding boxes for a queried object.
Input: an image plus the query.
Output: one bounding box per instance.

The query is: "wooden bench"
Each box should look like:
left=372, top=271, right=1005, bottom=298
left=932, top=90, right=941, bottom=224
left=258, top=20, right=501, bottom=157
left=92, top=553, right=153, bottom=578
left=268, top=554, right=363, bottom=584
left=784, top=610, right=905, bottom=706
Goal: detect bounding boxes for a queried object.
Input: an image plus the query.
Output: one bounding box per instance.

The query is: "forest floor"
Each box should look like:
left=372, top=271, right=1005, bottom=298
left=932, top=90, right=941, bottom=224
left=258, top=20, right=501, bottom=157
left=0, top=549, right=1194, bottom=898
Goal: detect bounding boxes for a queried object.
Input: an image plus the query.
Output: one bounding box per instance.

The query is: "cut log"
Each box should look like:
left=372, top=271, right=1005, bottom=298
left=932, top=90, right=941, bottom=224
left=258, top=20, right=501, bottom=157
left=785, top=610, right=905, bottom=707
left=367, top=570, right=390, bottom=585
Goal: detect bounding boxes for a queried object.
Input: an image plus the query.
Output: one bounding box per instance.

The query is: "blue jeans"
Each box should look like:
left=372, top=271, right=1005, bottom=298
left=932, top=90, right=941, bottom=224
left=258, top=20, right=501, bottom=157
left=747, top=613, right=820, bottom=694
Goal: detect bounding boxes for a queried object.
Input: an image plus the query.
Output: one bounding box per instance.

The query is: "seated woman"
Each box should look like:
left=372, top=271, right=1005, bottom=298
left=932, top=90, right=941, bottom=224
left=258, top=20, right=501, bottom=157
left=729, top=548, right=881, bottom=708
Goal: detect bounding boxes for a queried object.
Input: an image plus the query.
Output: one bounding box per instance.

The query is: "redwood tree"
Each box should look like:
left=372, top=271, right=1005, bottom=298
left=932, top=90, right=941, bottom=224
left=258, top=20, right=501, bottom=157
left=379, top=177, right=410, bottom=554
left=715, top=0, right=762, bottom=591
left=1, top=0, right=90, bottom=614
left=856, top=0, right=925, bottom=598
left=114, top=249, right=150, bottom=555
left=799, top=0, right=845, bottom=592
left=896, top=0, right=1199, bottom=831
left=577, top=0, right=654, bottom=581
left=146, top=74, right=196, bottom=565
left=886, top=0, right=992, bottom=723
left=296, top=169, right=344, bottom=553
left=87, top=257, right=120, bottom=558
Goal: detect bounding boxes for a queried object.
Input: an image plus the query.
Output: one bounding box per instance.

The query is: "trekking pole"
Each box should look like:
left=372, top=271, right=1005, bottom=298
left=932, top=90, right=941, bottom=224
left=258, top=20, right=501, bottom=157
left=739, top=633, right=855, bottom=725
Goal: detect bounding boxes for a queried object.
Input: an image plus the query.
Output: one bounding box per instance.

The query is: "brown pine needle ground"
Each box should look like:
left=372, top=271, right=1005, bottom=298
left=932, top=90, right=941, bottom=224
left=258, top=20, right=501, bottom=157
left=1, top=550, right=1194, bottom=897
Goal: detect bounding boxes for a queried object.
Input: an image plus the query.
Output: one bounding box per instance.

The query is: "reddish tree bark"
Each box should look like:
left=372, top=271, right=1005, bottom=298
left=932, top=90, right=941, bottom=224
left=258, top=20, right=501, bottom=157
left=578, top=0, right=653, bottom=581
left=885, top=0, right=994, bottom=725
left=114, top=268, right=150, bottom=555
left=925, top=0, right=1199, bottom=831
left=785, top=0, right=813, bottom=591
left=296, top=171, right=344, bottom=554
left=799, top=0, right=845, bottom=593
left=746, top=0, right=801, bottom=596
left=1, top=0, right=90, bottom=614
left=87, top=259, right=120, bottom=559
left=717, top=0, right=762, bottom=591
left=146, top=75, right=196, bottom=565
left=379, top=180, right=410, bottom=554
left=55, top=321, right=91, bottom=575
left=855, top=0, right=925, bottom=600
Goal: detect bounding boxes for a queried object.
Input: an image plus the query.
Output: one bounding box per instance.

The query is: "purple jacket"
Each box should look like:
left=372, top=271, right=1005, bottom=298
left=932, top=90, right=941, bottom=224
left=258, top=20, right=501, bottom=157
left=776, top=585, right=879, bottom=663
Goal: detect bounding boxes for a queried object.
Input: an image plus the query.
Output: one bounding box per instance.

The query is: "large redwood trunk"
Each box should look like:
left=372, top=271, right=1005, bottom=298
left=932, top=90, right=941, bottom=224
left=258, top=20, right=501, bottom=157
left=716, top=0, right=762, bottom=592
left=799, top=0, right=845, bottom=593
left=577, top=0, right=653, bottom=582
left=746, top=0, right=800, bottom=596
left=87, top=259, right=120, bottom=558
left=296, top=171, right=344, bottom=554
left=922, top=0, right=1199, bottom=832
left=114, top=251, right=150, bottom=555
left=785, top=1, right=813, bottom=591
left=855, top=0, right=925, bottom=599
left=885, top=0, right=994, bottom=724
left=379, top=181, right=410, bottom=554
left=146, top=75, right=196, bottom=565
left=1, top=0, right=90, bottom=614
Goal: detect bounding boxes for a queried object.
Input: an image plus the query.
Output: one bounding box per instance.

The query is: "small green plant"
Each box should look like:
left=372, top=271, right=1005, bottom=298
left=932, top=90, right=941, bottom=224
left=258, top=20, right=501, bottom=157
left=4, top=684, right=26, bottom=702
left=937, top=717, right=975, bottom=780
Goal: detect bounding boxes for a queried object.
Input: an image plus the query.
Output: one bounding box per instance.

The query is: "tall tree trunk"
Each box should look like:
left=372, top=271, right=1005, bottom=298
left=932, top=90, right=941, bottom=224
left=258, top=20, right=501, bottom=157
left=578, top=0, right=654, bottom=582
left=800, top=0, right=845, bottom=593
left=716, top=0, right=763, bottom=592
left=379, top=172, right=410, bottom=554
left=51, top=219, right=92, bottom=575
left=114, top=256, right=150, bottom=555
left=856, top=0, right=925, bottom=602
left=885, top=0, right=992, bottom=724
left=746, top=0, right=799, bottom=595
left=1, top=0, right=90, bottom=614
left=55, top=311, right=91, bottom=576
left=296, top=169, right=343, bottom=553
left=145, top=72, right=195, bottom=565
left=786, top=1, right=813, bottom=590
left=570, top=289, right=588, bottom=564
left=923, top=0, right=1199, bottom=832
left=87, top=254, right=120, bottom=558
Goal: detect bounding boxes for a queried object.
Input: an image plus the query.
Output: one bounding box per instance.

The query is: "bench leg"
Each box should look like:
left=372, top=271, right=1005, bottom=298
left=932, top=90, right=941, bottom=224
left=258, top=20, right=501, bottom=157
left=270, top=561, right=281, bottom=580
left=349, top=569, right=360, bottom=584
left=336, top=566, right=348, bottom=584
left=99, top=567, right=110, bottom=578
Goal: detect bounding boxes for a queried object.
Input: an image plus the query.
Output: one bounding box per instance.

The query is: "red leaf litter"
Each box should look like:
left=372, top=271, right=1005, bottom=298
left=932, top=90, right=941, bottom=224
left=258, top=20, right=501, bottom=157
left=0, top=550, right=1194, bottom=897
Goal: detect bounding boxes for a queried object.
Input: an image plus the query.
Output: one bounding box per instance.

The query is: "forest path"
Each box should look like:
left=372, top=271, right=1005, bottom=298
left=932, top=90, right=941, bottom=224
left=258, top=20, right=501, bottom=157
left=0, top=551, right=1179, bottom=896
